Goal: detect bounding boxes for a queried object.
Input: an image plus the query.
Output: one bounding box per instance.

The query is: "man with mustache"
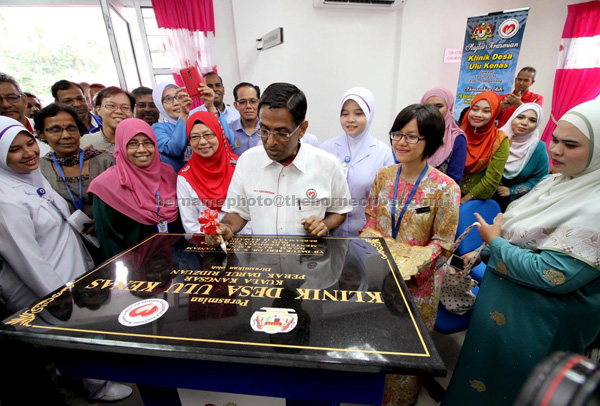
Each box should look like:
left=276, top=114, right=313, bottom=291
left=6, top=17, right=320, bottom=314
left=497, top=66, right=544, bottom=128
left=51, top=79, right=102, bottom=135
left=191, top=72, right=240, bottom=124
left=0, top=72, right=51, bottom=155
left=131, top=86, right=160, bottom=126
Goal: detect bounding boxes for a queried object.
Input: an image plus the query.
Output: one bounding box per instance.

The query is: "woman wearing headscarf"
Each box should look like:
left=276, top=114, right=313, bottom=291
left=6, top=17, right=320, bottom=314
left=493, top=103, right=549, bottom=211
left=320, top=87, right=394, bottom=236
left=0, top=116, right=93, bottom=314
left=459, top=91, right=510, bottom=204
left=443, top=99, right=600, bottom=406
left=89, top=118, right=183, bottom=259
left=420, top=87, right=467, bottom=184
left=151, top=82, right=194, bottom=173
left=177, top=111, right=238, bottom=233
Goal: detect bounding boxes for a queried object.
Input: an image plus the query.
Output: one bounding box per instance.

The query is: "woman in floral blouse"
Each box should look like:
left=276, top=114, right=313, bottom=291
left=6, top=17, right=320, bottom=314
left=361, top=104, right=460, bottom=406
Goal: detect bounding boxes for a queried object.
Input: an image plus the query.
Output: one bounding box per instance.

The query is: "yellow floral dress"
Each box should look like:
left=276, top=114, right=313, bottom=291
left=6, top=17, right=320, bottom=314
left=362, top=164, right=460, bottom=406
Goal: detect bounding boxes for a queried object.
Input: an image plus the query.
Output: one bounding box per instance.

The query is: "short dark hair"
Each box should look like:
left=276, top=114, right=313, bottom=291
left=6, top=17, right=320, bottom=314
left=94, top=86, right=135, bottom=109
left=51, top=80, right=85, bottom=100
left=24, top=92, right=38, bottom=100
left=0, top=72, right=22, bottom=94
left=389, top=104, right=445, bottom=159
left=519, top=66, right=536, bottom=79
left=233, top=82, right=261, bottom=102
left=204, top=72, right=223, bottom=84
left=131, top=86, right=153, bottom=99
left=34, top=103, right=87, bottom=136
left=258, top=83, right=307, bottom=127
left=89, top=83, right=106, bottom=90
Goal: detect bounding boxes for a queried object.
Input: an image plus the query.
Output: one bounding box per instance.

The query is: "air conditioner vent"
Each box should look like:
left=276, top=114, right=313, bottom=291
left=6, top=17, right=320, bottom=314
left=314, top=0, right=406, bottom=9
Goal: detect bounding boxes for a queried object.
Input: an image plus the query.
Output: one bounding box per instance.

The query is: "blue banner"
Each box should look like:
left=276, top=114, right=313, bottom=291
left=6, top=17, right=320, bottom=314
left=454, top=8, right=530, bottom=119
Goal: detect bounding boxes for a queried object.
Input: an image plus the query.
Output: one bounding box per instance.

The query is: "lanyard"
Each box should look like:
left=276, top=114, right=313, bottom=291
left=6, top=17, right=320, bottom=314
left=391, top=163, right=428, bottom=239
left=52, top=149, right=84, bottom=211
left=155, top=190, right=162, bottom=222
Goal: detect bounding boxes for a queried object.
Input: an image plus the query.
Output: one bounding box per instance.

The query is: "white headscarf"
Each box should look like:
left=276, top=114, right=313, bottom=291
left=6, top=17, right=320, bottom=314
left=340, top=87, right=375, bottom=159
left=501, top=98, right=600, bottom=269
left=0, top=116, right=47, bottom=192
left=152, top=82, right=179, bottom=125
left=500, top=103, right=543, bottom=179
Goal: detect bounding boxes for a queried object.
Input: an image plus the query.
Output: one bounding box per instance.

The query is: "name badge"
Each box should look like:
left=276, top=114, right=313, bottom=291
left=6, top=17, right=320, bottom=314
left=157, top=220, right=169, bottom=233
left=184, top=145, right=193, bottom=161
left=415, top=206, right=431, bottom=214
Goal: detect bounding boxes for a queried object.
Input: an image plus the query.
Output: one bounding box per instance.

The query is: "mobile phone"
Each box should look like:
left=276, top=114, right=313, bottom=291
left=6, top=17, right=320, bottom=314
left=449, top=254, right=464, bottom=271
left=179, top=66, right=205, bottom=98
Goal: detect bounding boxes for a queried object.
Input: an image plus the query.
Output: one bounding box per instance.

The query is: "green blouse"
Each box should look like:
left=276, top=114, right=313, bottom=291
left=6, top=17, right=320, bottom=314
left=92, top=194, right=183, bottom=259
left=460, top=137, right=510, bottom=199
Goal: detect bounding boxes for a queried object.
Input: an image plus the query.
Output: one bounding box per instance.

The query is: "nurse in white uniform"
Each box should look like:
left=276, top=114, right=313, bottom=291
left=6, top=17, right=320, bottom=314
left=320, top=87, right=394, bottom=236
left=0, top=116, right=93, bottom=313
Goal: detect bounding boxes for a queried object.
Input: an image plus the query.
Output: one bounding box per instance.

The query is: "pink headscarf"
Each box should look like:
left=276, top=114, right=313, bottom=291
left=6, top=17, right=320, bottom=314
left=420, top=87, right=465, bottom=168
left=88, top=118, right=178, bottom=225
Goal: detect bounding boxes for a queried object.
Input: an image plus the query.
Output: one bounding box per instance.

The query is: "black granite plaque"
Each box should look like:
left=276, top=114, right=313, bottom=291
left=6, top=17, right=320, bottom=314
left=1, top=234, right=445, bottom=377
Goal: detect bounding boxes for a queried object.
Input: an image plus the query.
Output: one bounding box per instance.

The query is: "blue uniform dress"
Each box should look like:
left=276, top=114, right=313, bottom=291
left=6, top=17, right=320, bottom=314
left=321, top=134, right=394, bottom=236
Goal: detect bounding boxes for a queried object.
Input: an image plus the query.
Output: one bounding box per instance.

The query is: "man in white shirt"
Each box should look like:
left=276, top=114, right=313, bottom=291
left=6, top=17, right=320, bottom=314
left=207, top=82, right=352, bottom=243
left=190, top=72, right=240, bottom=124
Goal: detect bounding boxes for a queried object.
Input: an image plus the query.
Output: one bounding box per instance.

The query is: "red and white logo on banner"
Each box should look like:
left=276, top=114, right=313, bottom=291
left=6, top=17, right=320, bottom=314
left=118, top=299, right=169, bottom=327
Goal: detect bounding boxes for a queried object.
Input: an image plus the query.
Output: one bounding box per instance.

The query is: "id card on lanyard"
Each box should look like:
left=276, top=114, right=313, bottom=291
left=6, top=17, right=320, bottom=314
left=155, top=190, right=169, bottom=233
left=52, top=149, right=84, bottom=211
left=390, top=163, right=428, bottom=239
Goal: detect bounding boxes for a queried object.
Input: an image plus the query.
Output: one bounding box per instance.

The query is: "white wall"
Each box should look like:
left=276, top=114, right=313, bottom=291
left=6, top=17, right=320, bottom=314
left=213, top=0, right=580, bottom=144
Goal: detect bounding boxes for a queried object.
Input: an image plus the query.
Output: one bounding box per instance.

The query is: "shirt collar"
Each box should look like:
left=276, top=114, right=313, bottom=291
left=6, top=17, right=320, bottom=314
left=259, top=142, right=306, bottom=172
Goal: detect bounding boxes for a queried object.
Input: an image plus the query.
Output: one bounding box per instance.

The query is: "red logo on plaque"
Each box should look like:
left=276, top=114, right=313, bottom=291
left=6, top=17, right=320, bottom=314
left=119, top=299, right=169, bottom=327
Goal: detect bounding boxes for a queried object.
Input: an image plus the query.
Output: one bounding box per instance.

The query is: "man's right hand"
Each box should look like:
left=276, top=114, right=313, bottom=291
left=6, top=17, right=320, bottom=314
left=204, top=223, right=234, bottom=247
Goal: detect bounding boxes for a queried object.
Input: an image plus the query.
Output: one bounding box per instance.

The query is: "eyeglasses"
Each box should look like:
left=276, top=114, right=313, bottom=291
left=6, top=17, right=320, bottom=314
left=0, top=94, right=22, bottom=104
left=161, top=96, right=177, bottom=105
left=127, top=140, right=155, bottom=149
left=389, top=131, right=425, bottom=144
left=136, top=102, right=157, bottom=109
left=102, top=103, right=132, bottom=113
left=45, top=125, right=80, bottom=136
left=258, top=123, right=302, bottom=141
left=189, top=133, right=216, bottom=142
left=236, top=98, right=259, bottom=106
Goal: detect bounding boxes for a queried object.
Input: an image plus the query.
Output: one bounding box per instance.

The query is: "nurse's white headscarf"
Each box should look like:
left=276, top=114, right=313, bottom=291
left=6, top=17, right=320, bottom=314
left=152, top=82, right=179, bottom=125
left=0, top=116, right=46, bottom=190
left=501, top=98, right=600, bottom=270
left=340, top=87, right=375, bottom=158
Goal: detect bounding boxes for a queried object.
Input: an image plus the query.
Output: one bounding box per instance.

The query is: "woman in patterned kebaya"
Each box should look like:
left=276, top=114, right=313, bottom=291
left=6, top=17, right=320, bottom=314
left=361, top=104, right=460, bottom=406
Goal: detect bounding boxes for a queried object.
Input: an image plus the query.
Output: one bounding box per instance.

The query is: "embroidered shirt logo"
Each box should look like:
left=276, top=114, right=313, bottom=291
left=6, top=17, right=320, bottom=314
left=306, top=188, right=317, bottom=199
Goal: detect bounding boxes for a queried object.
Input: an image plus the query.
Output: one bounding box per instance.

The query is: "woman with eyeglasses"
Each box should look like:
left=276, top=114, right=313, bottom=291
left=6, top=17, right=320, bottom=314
left=35, top=104, right=114, bottom=219
left=79, top=87, right=134, bottom=156
left=89, top=118, right=183, bottom=259
left=152, top=82, right=236, bottom=174
left=459, top=91, right=510, bottom=204
left=361, top=104, right=460, bottom=406
left=177, top=111, right=238, bottom=233
left=320, top=87, right=394, bottom=236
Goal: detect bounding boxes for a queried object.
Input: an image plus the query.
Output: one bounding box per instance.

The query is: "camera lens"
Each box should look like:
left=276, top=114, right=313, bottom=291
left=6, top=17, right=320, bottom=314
left=515, top=352, right=600, bottom=406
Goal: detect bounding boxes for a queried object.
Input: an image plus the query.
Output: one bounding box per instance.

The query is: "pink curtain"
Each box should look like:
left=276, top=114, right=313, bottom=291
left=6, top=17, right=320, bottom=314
left=151, top=0, right=217, bottom=109
left=541, top=1, right=600, bottom=148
